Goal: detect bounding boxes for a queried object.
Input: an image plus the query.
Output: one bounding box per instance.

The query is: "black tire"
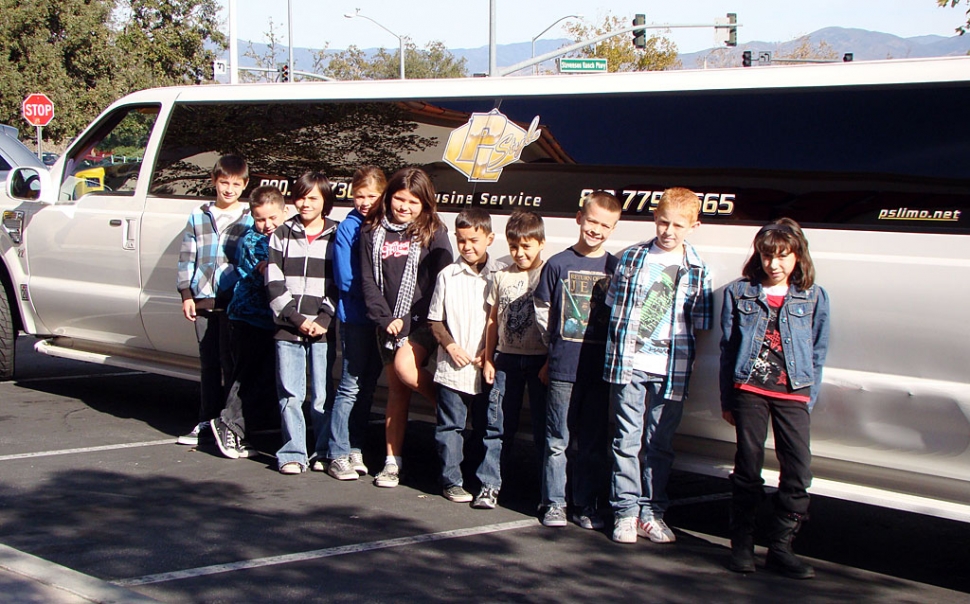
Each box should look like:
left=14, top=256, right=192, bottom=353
left=0, top=284, right=15, bottom=381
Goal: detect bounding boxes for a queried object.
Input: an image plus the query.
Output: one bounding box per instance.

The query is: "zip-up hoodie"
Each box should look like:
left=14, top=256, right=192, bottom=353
left=266, top=216, right=338, bottom=342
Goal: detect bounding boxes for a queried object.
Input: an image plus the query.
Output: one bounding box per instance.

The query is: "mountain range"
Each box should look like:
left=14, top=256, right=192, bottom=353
left=233, top=26, right=970, bottom=78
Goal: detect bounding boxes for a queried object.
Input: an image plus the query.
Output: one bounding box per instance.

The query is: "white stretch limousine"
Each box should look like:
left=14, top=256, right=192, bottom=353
left=2, top=56, right=969, bottom=520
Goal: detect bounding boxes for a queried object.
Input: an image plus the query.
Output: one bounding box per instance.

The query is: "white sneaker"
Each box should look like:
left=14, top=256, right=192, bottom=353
left=637, top=518, right=677, bottom=543
left=613, top=516, right=638, bottom=544
left=349, top=451, right=368, bottom=476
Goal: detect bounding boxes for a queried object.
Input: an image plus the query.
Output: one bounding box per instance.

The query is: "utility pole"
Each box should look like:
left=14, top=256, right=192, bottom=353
left=489, top=0, right=497, bottom=77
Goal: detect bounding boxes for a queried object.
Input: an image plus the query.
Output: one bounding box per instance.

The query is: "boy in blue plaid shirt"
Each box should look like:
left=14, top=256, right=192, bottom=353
left=605, top=187, right=713, bottom=545
left=176, top=155, right=253, bottom=446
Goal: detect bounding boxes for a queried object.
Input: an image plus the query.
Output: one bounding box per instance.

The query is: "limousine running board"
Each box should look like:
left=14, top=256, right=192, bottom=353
left=34, top=338, right=199, bottom=382
left=674, top=452, right=970, bottom=524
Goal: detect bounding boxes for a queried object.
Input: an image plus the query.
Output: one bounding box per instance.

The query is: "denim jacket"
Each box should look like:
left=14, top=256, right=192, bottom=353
left=719, top=279, right=830, bottom=411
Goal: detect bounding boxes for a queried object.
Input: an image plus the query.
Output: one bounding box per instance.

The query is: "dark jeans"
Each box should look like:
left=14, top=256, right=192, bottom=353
left=196, top=309, right=233, bottom=423
left=328, top=322, right=383, bottom=458
left=476, top=352, right=547, bottom=490
left=730, top=390, right=812, bottom=515
left=219, top=321, right=276, bottom=437
left=542, top=377, right=610, bottom=510
left=435, top=385, right=488, bottom=488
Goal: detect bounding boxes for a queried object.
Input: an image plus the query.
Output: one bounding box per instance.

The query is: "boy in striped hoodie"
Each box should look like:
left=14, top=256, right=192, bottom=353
left=265, top=172, right=339, bottom=475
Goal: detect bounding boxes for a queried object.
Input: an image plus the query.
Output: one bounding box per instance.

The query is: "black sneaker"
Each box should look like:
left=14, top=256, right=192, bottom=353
left=472, top=486, right=499, bottom=509
left=177, top=421, right=212, bottom=446
left=210, top=418, right=240, bottom=459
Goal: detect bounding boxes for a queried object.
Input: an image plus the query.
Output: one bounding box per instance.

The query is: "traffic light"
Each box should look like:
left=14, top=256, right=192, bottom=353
left=632, top=14, right=646, bottom=49
left=726, top=13, right=738, bottom=47
left=280, top=64, right=289, bottom=82
left=742, top=50, right=752, bottom=68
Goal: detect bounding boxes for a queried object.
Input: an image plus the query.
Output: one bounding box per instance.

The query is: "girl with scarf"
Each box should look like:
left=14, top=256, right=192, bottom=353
left=360, top=167, right=453, bottom=487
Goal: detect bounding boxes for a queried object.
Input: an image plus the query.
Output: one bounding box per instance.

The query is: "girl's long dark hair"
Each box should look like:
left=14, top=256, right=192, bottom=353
left=741, top=217, right=815, bottom=290
left=367, top=167, right=443, bottom=247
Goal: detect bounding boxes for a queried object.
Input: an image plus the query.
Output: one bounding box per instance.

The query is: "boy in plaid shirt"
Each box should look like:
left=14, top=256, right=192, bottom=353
left=176, top=155, right=253, bottom=446
left=605, top=187, right=713, bottom=545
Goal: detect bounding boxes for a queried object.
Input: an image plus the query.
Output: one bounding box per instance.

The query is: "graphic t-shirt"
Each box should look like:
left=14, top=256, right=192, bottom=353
left=633, top=246, right=683, bottom=375
left=534, top=247, right=617, bottom=382
left=738, top=287, right=811, bottom=403
left=488, top=263, right=546, bottom=355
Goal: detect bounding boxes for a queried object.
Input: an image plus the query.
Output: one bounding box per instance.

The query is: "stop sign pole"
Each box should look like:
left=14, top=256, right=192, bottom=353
left=22, top=93, right=55, bottom=158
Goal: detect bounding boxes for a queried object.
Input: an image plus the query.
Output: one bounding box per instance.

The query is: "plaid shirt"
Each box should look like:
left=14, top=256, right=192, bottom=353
left=177, top=202, right=252, bottom=303
left=603, top=238, right=713, bottom=401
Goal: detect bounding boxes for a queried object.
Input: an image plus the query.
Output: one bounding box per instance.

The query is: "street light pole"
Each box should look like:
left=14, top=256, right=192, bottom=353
left=531, top=14, right=582, bottom=75
left=344, top=10, right=406, bottom=79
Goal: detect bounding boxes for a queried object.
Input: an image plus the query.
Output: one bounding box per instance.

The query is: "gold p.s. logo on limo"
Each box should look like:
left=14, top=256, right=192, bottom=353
left=443, top=109, right=541, bottom=182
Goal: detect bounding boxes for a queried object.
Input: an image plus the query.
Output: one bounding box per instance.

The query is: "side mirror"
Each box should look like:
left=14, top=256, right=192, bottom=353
left=7, top=167, right=55, bottom=204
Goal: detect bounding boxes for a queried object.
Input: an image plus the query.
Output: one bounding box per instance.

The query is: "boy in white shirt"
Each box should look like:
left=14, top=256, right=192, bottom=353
left=428, top=207, right=502, bottom=502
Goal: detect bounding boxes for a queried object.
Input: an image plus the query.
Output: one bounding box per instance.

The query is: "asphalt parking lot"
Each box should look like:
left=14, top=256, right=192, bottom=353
left=1, top=337, right=969, bottom=603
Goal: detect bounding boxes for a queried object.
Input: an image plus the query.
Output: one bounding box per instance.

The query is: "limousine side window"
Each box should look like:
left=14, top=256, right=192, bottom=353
left=59, top=105, right=159, bottom=202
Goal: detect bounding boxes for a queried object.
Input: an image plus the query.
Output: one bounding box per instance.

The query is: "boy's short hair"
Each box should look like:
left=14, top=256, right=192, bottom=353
left=249, top=185, right=285, bottom=210
left=581, top=190, right=622, bottom=215
left=656, top=187, right=701, bottom=222
left=455, top=207, right=492, bottom=234
left=506, top=209, right=545, bottom=244
left=212, top=155, right=249, bottom=182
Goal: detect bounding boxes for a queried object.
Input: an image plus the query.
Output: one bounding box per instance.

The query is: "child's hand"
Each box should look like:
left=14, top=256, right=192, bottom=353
left=298, top=319, right=315, bottom=335
left=446, top=344, right=472, bottom=368
left=721, top=410, right=735, bottom=426
left=538, top=360, right=550, bottom=386
left=482, top=360, right=495, bottom=385
left=387, top=318, right=404, bottom=336
left=182, top=299, right=197, bottom=322
left=255, top=260, right=268, bottom=275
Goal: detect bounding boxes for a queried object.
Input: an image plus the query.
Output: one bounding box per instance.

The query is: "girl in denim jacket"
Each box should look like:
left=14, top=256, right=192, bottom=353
left=719, top=218, right=830, bottom=579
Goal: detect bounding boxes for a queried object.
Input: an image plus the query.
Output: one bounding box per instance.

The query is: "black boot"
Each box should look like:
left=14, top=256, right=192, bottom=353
left=728, top=502, right=756, bottom=573
left=765, top=511, right=815, bottom=579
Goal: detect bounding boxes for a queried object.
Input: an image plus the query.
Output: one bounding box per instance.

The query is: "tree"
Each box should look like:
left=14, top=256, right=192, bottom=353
left=319, top=40, right=467, bottom=80
left=0, top=0, right=225, bottom=143
left=114, top=0, right=225, bottom=87
left=777, top=36, right=838, bottom=61
left=564, top=14, right=679, bottom=72
left=939, top=0, right=970, bottom=35
left=241, top=17, right=285, bottom=82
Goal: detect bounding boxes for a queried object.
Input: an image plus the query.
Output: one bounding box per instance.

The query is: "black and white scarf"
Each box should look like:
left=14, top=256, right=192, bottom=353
left=372, top=216, right=422, bottom=349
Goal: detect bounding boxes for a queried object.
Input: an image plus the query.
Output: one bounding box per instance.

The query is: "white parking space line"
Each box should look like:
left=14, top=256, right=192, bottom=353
left=0, top=440, right=173, bottom=462
left=114, top=518, right=539, bottom=586
left=10, top=371, right=146, bottom=384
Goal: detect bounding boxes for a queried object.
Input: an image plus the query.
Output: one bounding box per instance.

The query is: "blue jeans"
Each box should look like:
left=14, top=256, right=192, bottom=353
left=476, top=352, right=547, bottom=490
left=610, top=371, right=684, bottom=521
left=435, top=385, right=488, bottom=488
left=328, top=322, right=383, bottom=459
left=276, top=338, right=331, bottom=468
left=542, top=378, right=610, bottom=510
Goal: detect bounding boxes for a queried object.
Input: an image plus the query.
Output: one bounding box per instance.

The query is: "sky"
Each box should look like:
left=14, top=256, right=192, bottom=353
left=222, top=0, right=965, bottom=55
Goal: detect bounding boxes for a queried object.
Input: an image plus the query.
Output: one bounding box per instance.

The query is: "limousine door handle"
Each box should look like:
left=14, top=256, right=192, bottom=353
left=109, top=219, right=122, bottom=226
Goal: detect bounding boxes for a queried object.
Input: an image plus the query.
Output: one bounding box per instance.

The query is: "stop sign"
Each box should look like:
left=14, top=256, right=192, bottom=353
left=22, top=93, right=55, bottom=127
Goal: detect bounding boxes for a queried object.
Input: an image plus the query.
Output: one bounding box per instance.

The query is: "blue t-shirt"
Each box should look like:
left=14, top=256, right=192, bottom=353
left=534, top=247, right=618, bottom=382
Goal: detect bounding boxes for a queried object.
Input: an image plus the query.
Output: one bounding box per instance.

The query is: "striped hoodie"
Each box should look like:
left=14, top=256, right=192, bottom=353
left=266, top=215, right=338, bottom=342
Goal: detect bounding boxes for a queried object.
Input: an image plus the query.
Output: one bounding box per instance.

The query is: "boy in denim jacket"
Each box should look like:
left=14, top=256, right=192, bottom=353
left=604, top=187, right=713, bottom=544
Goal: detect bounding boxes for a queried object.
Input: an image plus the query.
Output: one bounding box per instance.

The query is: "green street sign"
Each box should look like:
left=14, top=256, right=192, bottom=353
left=558, top=58, right=608, bottom=73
